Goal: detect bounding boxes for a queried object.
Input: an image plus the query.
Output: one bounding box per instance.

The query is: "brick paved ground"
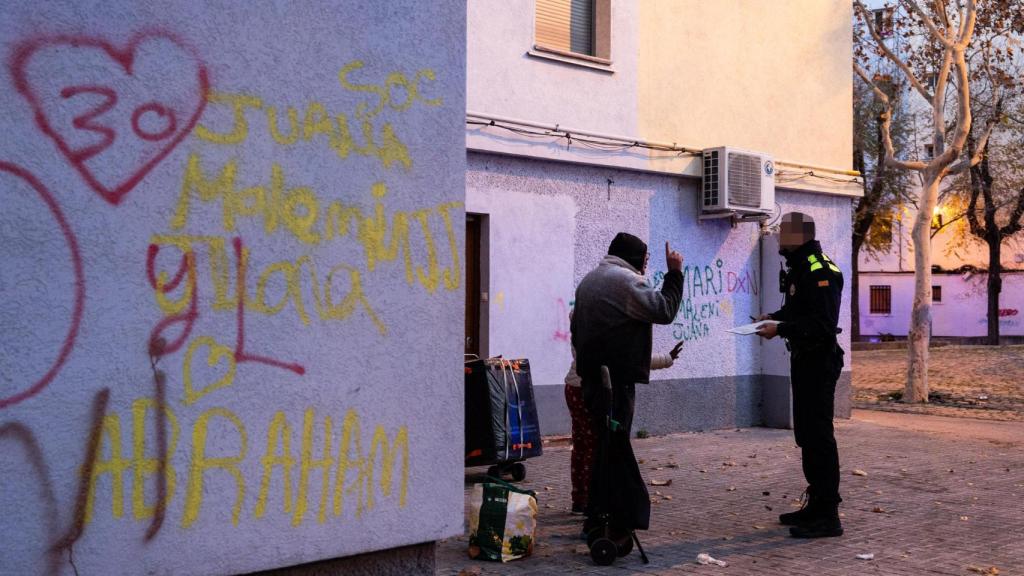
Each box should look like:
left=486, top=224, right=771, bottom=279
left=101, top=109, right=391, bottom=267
left=437, top=411, right=1023, bottom=575
left=852, top=345, right=1024, bottom=421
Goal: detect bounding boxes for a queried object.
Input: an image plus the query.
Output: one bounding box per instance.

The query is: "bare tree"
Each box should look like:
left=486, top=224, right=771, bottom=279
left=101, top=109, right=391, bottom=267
left=853, top=0, right=1010, bottom=402
left=966, top=114, right=1024, bottom=343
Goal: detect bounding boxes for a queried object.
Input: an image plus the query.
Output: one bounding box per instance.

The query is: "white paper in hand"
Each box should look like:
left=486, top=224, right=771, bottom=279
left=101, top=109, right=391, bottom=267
left=726, top=320, right=780, bottom=335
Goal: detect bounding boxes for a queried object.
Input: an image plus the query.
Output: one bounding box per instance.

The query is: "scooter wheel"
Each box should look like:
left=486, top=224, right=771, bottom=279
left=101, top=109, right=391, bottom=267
left=585, top=525, right=607, bottom=547
left=510, top=462, right=526, bottom=481
left=590, top=538, right=617, bottom=566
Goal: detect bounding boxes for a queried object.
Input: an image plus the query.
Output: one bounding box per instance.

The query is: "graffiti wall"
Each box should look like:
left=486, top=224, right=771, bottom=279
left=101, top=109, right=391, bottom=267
left=648, top=180, right=764, bottom=379
left=0, top=3, right=465, bottom=575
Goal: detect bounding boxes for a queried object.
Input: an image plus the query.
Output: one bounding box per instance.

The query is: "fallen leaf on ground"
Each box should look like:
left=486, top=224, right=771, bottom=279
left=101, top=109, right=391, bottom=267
left=967, top=566, right=1000, bottom=575
left=544, top=486, right=553, bottom=491
left=666, top=462, right=679, bottom=468
left=872, top=507, right=887, bottom=513
left=852, top=469, right=868, bottom=477
left=727, top=486, right=737, bottom=492
left=960, top=516, right=970, bottom=521
left=765, top=505, right=773, bottom=511
left=856, top=553, right=874, bottom=561
left=650, top=479, right=673, bottom=486
left=700, top=469, right=707, bottom=473
left=753, top=524, right=765, bottom=530
left=663, top=495, right=673, bottom=500
left=762, top=491, right=771, bottom=496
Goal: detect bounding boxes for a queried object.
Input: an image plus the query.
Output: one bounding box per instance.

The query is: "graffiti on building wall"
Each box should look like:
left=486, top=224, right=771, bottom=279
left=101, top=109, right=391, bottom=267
left=2, top=27, right=457, bottom=574
left=653, top=259, right=759, bottom=342
left=974, top=308, right=1021, bottom=327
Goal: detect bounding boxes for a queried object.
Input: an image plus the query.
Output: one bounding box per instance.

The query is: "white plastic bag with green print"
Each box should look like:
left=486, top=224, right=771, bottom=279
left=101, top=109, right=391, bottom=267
left=468, top=477, right=537, bottom=562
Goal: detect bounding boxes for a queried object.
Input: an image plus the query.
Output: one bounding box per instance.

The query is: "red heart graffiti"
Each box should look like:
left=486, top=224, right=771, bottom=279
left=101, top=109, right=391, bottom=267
left=11, top=32, right=209, bottom=205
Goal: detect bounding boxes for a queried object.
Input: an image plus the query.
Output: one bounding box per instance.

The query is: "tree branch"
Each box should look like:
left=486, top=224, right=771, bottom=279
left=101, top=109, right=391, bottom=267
left=854, top=1, right=935, bottom=102
left=900, top=0, right=954, bottom=47
left=966, top=155, right=985, bottom=239
left=854, top=63, right=929, bottom=171
left=949, top=114, right=998, bottom=174
left=937, top=32, right=978, bottom=168
left=999, top=186, right=1024, bottom=237
left=956, top=0, right=978, bottom=48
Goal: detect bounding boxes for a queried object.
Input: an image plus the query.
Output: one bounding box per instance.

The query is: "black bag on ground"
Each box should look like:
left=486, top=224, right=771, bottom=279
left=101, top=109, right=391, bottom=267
left=465, top=358, right=543, bottom=467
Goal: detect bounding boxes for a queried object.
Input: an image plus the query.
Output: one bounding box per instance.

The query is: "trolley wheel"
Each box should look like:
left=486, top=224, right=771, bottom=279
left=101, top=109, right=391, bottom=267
left=486, top=465, right=501, bottom=479
left=510, top=462, right=527, bottom=481
left=616, top=535, right=633, bottom=557
left=590, top=537, right=617, bottom=566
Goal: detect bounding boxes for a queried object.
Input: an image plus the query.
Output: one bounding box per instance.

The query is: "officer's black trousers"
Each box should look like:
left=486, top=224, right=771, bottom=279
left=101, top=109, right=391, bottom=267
left=790, top=352, right=842, bottom=505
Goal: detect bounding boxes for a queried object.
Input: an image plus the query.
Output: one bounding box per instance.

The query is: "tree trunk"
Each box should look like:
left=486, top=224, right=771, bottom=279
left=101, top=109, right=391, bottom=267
left=986, top=237, right=1002, bottom=345
left=906, top=173, right=940, bottom=403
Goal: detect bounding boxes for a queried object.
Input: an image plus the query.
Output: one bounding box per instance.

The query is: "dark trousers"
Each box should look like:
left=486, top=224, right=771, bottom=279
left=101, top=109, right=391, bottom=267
left=790, top=352, right=842, bottom=505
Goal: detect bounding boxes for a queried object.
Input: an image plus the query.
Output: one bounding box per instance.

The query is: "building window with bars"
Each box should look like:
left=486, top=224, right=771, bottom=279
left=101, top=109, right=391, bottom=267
left=932, top=285, right=942, bottom=303
left=870, top=285, right=892, bottom=314
left=535, top=0, right=611, bottom=64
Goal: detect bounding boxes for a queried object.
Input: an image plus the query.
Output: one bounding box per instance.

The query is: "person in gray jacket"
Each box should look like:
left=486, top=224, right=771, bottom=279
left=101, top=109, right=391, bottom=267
left=571, top=232, right=683, bottom=535
left=564, top=330, right=682, bottom=515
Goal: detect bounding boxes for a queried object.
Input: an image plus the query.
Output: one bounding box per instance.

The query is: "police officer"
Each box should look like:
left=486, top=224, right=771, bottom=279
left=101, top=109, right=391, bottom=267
left=757, top=212, right=845, bottom=538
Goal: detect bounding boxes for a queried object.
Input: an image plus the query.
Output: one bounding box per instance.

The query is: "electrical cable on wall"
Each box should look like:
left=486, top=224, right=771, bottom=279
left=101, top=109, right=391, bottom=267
left=468, top=116, right=863, bottom=186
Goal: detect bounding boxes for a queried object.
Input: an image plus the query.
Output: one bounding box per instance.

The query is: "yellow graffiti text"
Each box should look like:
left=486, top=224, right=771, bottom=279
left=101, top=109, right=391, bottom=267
left=169, top=153, right=462, bottom=296
left=82, top=402, right=410, bottom=530
left=194, top=90, right=411, bottom=171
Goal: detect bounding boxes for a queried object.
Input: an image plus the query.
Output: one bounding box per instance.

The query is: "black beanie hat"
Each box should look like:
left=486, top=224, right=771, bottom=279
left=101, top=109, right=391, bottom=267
left=608, top=232, right=647, bottom=272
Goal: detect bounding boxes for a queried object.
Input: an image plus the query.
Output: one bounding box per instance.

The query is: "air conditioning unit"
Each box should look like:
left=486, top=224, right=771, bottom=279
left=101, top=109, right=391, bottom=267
left=701, top=146, right=775, bottom=216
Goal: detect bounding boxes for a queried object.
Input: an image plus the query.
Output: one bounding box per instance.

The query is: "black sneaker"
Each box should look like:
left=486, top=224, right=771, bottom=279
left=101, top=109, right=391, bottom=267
left=778, top=490, right=815, bottom=526
left=789, top=515, right=844, bottom=539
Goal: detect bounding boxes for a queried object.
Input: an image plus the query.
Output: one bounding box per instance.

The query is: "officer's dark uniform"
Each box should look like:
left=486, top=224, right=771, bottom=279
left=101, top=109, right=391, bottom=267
left=769, top=239, right=845, bottom=514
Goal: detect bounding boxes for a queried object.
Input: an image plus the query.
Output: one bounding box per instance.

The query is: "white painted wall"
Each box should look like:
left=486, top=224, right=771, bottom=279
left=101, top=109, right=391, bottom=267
left=859, top=273, right=1024, bottom=337
left=0, top=2, right=465, bottom=575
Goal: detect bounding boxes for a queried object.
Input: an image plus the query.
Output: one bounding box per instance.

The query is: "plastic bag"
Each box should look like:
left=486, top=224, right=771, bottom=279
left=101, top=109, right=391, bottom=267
left=468, top=478, right=537, bottom=562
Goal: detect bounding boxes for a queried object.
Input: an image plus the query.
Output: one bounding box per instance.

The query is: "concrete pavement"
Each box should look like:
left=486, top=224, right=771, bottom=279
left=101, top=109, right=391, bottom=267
left=437, top=410, right=1023, bottom=575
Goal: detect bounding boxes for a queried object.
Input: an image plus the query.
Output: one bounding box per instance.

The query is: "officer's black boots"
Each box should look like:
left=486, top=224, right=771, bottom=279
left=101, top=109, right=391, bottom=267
left=786, top=502, right=843, bottom=537
left=778, top=490, right=816, bottom=526
left=779, top=491, right=844, bottom=538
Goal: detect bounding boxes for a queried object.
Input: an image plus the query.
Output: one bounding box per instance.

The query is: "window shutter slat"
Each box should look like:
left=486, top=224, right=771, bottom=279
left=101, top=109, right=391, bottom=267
left=536, top=0, right=572, bottom=52
left=536, top=0, right=594, bottom=56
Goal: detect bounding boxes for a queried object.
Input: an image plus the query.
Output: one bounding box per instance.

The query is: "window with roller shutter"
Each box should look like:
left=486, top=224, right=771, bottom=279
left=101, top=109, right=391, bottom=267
left=534, top=0, right=610, bottom=63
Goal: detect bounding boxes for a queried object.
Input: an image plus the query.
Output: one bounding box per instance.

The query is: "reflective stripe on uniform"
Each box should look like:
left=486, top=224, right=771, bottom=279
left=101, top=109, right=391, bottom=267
left=808, top=253, right=841, bottom=274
